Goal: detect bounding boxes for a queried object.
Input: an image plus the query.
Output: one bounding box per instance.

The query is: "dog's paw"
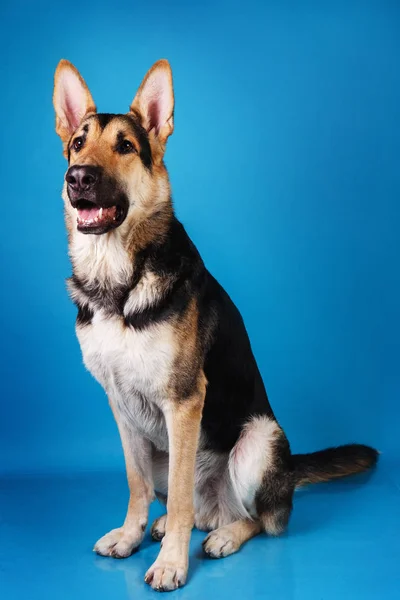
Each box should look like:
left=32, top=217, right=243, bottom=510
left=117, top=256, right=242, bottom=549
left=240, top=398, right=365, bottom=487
left=94, top=527, right=142, bottom=558
left=144, top=558, right=187, bottom=592
left=202, top=528, right=240, bottom=558
left=151, top=514, right=167, bottom=541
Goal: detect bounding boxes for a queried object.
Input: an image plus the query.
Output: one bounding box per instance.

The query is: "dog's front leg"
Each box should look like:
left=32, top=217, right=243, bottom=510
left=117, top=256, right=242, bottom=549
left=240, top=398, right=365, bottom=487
left=145, top=387, right=204, bottom=591
left=94, top=402, right=154, bottom=558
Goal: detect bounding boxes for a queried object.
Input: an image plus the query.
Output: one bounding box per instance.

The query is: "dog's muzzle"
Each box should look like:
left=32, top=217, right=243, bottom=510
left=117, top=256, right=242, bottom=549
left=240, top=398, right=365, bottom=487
left=66, top=165, right=128, bottom=234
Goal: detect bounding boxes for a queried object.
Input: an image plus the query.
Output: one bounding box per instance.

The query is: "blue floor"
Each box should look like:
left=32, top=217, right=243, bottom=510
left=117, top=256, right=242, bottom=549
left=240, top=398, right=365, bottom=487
left=1, top=458, right=399, bottom=600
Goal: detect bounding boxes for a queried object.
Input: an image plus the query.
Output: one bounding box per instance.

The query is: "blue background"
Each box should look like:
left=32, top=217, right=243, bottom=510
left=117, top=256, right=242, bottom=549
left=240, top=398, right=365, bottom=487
left=1, top=1, right=399, bottom=599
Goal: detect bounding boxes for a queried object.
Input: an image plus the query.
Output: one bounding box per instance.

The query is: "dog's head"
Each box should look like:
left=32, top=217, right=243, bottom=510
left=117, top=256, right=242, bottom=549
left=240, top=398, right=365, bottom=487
left=53, top=60, right=174, bottom=235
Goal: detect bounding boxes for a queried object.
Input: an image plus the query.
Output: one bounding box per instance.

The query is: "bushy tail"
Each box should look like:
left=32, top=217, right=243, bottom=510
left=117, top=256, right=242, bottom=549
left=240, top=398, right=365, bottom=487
left=292, top=444, right=379, bottom=487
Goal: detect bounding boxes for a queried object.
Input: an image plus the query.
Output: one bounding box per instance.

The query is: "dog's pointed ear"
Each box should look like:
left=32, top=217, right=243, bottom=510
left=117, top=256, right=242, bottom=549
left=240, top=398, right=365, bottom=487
left=53, top=60, right=96, bottom=148
left=130, top=59, right=174, bottom=144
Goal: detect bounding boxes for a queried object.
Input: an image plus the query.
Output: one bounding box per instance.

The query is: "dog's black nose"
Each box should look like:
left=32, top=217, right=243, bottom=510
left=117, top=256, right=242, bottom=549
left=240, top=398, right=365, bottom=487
left=66, top=166, right=100, bottom=191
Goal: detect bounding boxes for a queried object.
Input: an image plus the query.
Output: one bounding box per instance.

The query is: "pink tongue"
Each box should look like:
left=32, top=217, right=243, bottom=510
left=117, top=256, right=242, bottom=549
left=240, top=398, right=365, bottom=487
left=77, top=206, right=117, bottom=224
left=79, top=207, right=99, bottom=221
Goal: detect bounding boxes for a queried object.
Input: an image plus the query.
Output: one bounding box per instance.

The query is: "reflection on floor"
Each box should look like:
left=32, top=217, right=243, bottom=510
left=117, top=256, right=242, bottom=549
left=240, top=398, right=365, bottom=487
left=1, top=458, right=399, bottom=600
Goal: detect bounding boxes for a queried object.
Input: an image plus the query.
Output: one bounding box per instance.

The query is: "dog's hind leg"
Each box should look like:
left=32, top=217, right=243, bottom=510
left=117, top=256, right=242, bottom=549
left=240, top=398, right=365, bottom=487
left=255, top=470, right=294, bottom=537
left=150, top=449, right=169, bottom=541
left=202, top=519, right=262, bottom=558
left=228, top=415, right=290, bottom=518
left=151, top=514, right=167, bottom=541
left=201, top=415, right=294, bottom=558
left=253, top=424, right=295, bottom=537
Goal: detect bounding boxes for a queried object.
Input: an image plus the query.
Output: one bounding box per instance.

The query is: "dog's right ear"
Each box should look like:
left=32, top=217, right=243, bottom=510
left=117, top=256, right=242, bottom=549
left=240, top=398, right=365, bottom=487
left=53, top=60, right=96, bottom=153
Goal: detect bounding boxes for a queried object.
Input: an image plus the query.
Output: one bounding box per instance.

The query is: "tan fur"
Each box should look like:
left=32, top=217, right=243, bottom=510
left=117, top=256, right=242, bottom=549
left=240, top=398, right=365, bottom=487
left=145, top=380, right=206, bottom=590
left=203, top=519, right=262, bottom=558
left=124, top=190, right=172, bottom=258
left=67, top=115, right=152, bottom=189
left=168, top=299, right=204, bottom=399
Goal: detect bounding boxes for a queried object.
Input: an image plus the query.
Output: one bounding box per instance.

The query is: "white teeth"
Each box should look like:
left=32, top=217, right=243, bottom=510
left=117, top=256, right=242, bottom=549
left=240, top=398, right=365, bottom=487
left=99, top=208, right=103, bottom=218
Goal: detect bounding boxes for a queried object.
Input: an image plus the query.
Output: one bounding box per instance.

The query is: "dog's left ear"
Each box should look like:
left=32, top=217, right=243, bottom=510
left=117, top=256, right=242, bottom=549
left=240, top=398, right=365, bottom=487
left=53, top=60, right=96, bottom=150
left=130, top=59, right=174, bottom=145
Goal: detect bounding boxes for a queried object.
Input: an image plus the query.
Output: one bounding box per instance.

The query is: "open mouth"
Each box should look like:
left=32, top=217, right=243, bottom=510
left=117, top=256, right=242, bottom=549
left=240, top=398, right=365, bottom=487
left=75, top=199, right=126, bottom=233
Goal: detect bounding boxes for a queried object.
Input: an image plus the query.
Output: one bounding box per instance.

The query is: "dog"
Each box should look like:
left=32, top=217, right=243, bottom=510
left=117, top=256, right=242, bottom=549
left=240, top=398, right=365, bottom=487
left=53, top=59, right=378, bottom=592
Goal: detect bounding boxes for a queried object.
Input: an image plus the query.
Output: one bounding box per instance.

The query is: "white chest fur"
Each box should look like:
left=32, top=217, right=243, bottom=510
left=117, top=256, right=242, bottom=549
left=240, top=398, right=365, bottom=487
left=76, top=310, right=176, bottom=450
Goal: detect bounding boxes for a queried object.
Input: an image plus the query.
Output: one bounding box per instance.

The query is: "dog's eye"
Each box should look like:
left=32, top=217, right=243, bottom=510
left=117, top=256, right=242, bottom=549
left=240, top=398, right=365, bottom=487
left=117, top=140, right=136, bottom=155
left=73, top=137, right=84, bottom=152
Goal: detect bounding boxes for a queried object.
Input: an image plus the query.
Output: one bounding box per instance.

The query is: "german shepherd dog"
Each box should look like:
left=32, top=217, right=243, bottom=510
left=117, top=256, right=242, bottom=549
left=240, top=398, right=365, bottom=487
left=53, top=59, right=378, bottom=592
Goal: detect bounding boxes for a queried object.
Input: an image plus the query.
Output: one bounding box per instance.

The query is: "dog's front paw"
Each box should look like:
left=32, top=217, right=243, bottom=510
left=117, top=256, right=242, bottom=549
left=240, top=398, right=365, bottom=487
left=145, top=540, right=188, bottom=592
left=144, top=559, right=187, bottom=592
left=94, top=527, right=143, bottom=558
